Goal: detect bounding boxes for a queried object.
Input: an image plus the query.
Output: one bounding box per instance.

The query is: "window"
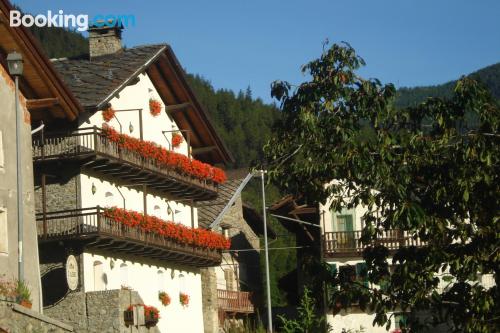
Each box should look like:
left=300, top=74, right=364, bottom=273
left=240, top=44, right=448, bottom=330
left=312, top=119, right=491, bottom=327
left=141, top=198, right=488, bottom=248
left=93, top=261, right=105, bottom=291
left=178, top=273, right=185, bottom=292
left=394, top=312, right=409, bottom=330
left=338, top=265, right=356, bottom=283
left=327, top=263, right=338, bottom=277
left=0, top=207, right=7, bottom=254
left=120, top=263, right=129, bottom=287
left=153, top=205, right=161, bottom=218
left=224, top=269, right=235, bottom=291
left=104, top=192, right=114, bottom=207
left=331, top=208, right=356, bottom=249
left=337, top=263, right=368, bottom=287
left=157, top=270, right=164, bottom=291
left=355, top=262, right=369, bottom=287
left=0, top=131, right=4, bottom=171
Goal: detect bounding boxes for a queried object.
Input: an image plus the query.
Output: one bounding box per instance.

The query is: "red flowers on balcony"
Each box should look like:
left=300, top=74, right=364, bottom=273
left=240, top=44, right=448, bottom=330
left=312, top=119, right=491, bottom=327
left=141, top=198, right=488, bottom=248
left=149, top=98, right=162, bottom=117
left=103, top=207, right=231, bottom=250
left=102, top=125, right=227, bottom=184
left=102, top=107, right=116, bottom=122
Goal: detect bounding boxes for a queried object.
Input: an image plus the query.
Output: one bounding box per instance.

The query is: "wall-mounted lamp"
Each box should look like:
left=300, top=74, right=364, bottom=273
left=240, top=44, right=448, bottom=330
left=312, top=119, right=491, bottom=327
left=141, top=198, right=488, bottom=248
left=91, top=183, right=97, bottom=195
left=7, top=51, right=24, bottom=76
left=129, top=122, right=134, bottom=133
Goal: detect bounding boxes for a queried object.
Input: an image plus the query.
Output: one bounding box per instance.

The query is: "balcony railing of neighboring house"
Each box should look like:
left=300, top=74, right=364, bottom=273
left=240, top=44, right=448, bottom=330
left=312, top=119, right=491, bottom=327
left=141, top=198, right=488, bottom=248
left=323, top=230, right=424, bottom=257
left=36, top=206, right=222, bottom=267
left=32, top=127, right=218, bottom=201
left=217, top=289, right=254, bottom=314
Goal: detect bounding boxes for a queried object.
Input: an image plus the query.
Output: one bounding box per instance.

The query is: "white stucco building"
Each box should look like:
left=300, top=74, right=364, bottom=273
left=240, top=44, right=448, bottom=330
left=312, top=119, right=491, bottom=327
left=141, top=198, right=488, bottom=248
left=33, top=24, right=232, bottom=333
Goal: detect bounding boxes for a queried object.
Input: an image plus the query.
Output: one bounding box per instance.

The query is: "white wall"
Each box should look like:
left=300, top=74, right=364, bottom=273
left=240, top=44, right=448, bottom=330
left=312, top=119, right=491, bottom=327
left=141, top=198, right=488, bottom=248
left=83, top=252, right=204, bottom=333
left=79, top=174, right=196, bottom=228
left=327, top=310, right=395, bottom=333
left=75, top=72, right=204, bottom=332
left=80, top=72, right=189, bottom=156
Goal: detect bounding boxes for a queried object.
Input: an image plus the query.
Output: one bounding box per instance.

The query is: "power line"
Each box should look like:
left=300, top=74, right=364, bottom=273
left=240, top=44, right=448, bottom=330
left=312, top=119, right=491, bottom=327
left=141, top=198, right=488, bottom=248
left=224, top=245, right=312, bottom=253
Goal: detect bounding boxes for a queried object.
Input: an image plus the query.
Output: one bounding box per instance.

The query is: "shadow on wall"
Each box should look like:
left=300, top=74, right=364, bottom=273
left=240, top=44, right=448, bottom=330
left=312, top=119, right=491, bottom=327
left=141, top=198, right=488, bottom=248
left=42, top=267, right=69, bottom=307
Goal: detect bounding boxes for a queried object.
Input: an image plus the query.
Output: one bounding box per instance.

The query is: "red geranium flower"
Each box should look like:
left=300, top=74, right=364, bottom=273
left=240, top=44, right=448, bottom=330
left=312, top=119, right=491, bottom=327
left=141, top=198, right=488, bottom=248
left=171, top=133, right=183, bottom=148
left=149, top=98, right=162, bottom=117
left=102, top=107, right=116, bottom=122
left=101, top=126, right=227, bottom=184
left=179, top=292, right=190, bottom=307
left=103, top=207, right=231, bottom=250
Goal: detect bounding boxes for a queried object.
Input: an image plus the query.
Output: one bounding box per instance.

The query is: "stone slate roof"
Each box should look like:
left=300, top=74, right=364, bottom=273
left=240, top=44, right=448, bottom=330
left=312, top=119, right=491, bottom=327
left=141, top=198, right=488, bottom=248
left=197, top=179, right=243, bottom=229
left=51, top=44, right=167, bottom=109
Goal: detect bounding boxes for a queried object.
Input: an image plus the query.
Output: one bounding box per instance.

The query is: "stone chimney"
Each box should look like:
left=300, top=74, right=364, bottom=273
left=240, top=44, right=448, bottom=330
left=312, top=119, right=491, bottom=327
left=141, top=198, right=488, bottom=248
left=88, top=23, right=123, bottom=58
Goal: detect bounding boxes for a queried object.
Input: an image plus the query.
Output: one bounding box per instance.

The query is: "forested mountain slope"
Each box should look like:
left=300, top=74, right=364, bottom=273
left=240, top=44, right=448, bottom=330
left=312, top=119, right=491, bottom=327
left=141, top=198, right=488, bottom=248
left=396, top=62, right=500, bottom=108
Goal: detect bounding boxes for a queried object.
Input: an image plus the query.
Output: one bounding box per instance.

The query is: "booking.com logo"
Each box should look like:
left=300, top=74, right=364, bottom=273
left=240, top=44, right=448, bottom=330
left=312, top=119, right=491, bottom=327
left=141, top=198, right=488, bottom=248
left=9, top=10, right=136, bottom=32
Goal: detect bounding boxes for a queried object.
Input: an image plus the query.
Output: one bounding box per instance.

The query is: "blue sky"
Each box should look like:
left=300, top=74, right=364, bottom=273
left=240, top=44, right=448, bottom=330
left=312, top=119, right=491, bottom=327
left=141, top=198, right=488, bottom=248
left=15, top=0, right=500, bottom=103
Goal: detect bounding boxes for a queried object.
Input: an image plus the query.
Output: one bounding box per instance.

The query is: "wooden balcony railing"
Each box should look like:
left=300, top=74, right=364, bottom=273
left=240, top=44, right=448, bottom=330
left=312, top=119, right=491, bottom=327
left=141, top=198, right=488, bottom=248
left=217, top=289, right=254, bottom=313
left=323, top=230, right=424, bottom=258
left=36, top=207, right=222, bottom=267
left=32, top=127, right=218, bottom=201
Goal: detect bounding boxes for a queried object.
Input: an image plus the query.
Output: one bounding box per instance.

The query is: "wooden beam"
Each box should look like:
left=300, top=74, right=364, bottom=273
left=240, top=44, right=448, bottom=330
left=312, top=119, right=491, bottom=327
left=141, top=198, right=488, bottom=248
left=192, top=146, right=217, bottom=155
left=165, top=102, right=191, bottom=114
left=289, top=207, right=318, bottom=215
left=26, top=97, right=60, bottom=110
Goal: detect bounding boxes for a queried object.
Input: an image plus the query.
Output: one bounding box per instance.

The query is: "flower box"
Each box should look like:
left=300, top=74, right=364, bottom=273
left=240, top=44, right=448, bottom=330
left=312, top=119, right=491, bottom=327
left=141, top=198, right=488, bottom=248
left=144, top=305, right=160, bottom=327
left=124, top=309, right=134, bottom=325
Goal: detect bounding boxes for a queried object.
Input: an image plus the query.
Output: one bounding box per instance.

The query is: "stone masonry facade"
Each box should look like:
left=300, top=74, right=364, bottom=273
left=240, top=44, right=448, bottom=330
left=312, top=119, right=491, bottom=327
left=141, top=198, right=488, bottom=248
left=34, top=175, right=79, bottom=215
left=44, top=289, right=159, bottom=333
left=201, top=267, right=218, bottom=333
left=0, top=302, right=72, bottom=333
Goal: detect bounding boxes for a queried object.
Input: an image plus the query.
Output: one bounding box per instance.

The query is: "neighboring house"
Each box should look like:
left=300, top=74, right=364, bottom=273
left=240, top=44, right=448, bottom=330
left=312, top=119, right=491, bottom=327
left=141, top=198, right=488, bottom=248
left=0, top=0, right=82, bottom=331
left=32, top=23, right=233, bottom=332
left=273, top=191, right=496, bottom=333
left=271, top=194, right=414, bottom=332
left=320, top=196, right=413, bottom=333
left=198, top=171, right=276, bottom=333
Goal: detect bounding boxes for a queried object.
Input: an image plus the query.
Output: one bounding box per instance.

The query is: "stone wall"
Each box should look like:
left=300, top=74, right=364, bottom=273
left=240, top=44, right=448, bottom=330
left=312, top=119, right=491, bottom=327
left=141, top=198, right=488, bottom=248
left=35, top=175, right=80, bottom=215
left=43, top=290, right=160, bottom=333
left=0, top=301, right=73, bottom=333
left=200, top=195, right=262, bottom=332
left=201, top=268, right=218, bottom=333
left=89, top=28, right=123, bottom=58
left=0, top=58, right=43, bottom=312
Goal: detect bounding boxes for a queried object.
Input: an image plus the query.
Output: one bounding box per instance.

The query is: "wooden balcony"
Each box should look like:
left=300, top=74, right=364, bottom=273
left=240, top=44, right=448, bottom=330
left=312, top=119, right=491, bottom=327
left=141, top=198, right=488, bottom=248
left=37, top=207, right=222, bottom=267
left=32, top=127, right=218, bottom=201
left=323, top=230, right=424, bottom=258
left=217, top=289, right=254, bottom=314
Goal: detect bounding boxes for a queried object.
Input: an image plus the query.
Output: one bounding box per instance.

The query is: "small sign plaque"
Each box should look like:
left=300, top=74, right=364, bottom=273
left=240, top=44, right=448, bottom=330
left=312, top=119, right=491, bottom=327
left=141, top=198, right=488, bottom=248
left=66, top=255, right=79, bottom=291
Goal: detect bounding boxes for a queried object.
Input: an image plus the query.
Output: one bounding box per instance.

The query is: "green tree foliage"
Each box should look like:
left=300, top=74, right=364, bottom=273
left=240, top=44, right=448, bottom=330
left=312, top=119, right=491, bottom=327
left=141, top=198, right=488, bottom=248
left=185, top=75, right=281, bottom=168
left=264, top=42, right=499, bottom=332
left=278, top=288, right=332, bottom=333
left=28, top=26, right=88, bottom=59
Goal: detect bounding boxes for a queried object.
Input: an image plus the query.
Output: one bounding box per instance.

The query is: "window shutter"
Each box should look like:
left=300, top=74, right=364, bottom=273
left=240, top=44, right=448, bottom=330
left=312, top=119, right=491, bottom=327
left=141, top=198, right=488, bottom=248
left=327, top=263, right=338, bottom=276
left=355, top=262, right=369, bottom=287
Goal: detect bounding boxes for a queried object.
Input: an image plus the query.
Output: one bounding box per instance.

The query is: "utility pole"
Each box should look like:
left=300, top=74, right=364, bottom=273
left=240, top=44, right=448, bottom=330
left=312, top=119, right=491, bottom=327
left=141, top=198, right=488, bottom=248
left=260, top=170, right=273, bottom=332
left=7, top=51, right=24, bottom=283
